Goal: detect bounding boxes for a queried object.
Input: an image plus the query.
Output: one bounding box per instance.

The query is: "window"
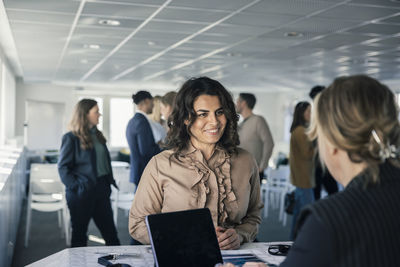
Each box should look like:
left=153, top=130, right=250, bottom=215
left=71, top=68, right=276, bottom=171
left=110, top=98, right=133, bottom=147
left=78, top=96, right=103, bottom=130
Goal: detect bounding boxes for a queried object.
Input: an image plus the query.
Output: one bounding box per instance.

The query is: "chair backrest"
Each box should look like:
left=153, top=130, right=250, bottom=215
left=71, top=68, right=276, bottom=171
left=112, top=165, right=135, bottom=193
left=30, top=163, right=64, bottom=194
left=267, top=166, right=290, bottom=187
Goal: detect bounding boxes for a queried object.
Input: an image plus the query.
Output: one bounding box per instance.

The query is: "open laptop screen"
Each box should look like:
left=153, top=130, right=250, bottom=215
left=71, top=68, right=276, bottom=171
left=146, top=208, right=223, bottom=267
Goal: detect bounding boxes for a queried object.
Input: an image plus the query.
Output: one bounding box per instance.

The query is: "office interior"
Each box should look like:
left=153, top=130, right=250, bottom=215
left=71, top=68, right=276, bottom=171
left=0, top=0, right=399, bottom=266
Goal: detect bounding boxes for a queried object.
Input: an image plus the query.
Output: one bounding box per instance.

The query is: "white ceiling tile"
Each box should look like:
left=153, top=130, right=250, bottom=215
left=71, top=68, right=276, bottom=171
left=168, top=0, right=252, bottom=11
left=225, top=12, right=300, bottom=27
left=4, top=0, right=80, bottom=13
left=316, top=4, right=398, bottom=21
left=245, top=0, right=337, bottom=16
left=346, top=23, right=400, bottom=35
left=156, top=7, right=229, bottom=22
left=81, top=2, right=159, bottom=19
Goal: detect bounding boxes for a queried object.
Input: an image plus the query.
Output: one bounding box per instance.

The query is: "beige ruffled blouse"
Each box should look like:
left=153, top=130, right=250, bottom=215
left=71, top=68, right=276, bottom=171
left=129, top=144, right=263, bottom=245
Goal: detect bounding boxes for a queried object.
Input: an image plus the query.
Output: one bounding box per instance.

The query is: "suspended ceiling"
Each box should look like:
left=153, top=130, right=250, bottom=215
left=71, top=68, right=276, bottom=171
left=2, top=0, right=400, bottom=92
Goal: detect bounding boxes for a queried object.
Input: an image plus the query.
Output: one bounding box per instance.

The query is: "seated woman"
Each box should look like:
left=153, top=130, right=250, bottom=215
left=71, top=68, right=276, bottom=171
left=129, top=77, right=263, bottom=250
left=279, top=75, right=400, bottom=266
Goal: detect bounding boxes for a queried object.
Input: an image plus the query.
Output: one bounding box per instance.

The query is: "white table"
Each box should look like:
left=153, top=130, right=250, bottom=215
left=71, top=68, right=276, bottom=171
left=26, top=242, right=291, bottom=267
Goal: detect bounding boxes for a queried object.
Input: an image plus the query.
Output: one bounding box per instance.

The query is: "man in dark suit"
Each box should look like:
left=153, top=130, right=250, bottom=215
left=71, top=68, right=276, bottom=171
left=126, top=91, right=161, bottom=188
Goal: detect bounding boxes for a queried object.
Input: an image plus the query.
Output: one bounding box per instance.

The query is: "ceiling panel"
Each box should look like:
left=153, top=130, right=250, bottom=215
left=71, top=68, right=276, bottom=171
left=156, top=7, right=229, bottom=23
left=143, top=20, right=207, bottom=34
left=74, top=25, right=132, bottom=38
left=81, top=2, right=159, bottom=19
left=315, top=4, right=398, bottom=21
left=278, top=17, right=363, bottom=33
left=225, top=12, right=300, bottom=27
left=379, top=14, right=400, bottom=23
left=300, top=33, right=374, bottom=50
left=6, top=9, right=75, bottom=25
left=168, top=0, right=252, bottom=11
left=4, top=0, right=79, bottom=13
left=350, top=0, right=400, bottom=7
left=345, top=23, right=400, bottom=35
left=245, top=0, right=337, bottom=16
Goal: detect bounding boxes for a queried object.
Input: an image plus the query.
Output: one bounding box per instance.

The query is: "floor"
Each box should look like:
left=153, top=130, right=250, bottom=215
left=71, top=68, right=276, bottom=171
left=11, top=197, right=292, bottom=267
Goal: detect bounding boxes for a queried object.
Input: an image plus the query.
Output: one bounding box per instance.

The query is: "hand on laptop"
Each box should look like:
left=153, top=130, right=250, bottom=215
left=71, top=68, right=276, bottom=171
left=216, top=226, right=240, bottom=250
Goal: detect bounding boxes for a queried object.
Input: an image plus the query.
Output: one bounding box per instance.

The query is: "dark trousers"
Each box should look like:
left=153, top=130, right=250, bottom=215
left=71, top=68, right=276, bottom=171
left=313, top=165, right=338, bottom=200
left=66, top=177, right=120, bottom=247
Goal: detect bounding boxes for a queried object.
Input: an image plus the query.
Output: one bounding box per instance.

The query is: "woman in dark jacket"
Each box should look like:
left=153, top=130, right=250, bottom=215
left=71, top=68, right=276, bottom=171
left=58, top=99, right=120, bottom=247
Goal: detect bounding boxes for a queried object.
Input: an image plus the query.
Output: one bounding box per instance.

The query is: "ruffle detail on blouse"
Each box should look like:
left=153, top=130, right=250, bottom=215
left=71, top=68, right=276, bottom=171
left=214, top=152, right=237, bottom=225
left=178, top=146, right=238, bottom=225
left=179, top=150, right=211, bottom=208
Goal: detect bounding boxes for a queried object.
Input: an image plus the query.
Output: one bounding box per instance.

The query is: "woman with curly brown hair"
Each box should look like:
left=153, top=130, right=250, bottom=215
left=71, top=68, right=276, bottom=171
left=129, top=77, right=263, bottom=249
left=58, top=99, right=120, bottom=247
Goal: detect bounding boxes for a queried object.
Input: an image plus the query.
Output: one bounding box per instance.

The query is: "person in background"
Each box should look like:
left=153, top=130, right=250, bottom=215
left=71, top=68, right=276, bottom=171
left=58, top=99, right=120, bottom=247
left=160, top=91, right=177, bottom=131
left=288, top=101, right=314, bottom=240
left=279, top=75, right=400, bottom=266
left=129, top=77, right=263, bottom=249
left=126, top=91, right=161, bottom=188
left=148, top=95, right=167, bottom=144
left=309, top=85, right=338, bottom=200
left=236, top=93, right=274, bottom=181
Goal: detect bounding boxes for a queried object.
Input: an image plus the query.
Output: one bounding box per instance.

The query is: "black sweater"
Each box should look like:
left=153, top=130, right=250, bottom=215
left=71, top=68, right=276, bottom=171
left=280, top=162, right=400, bottom=267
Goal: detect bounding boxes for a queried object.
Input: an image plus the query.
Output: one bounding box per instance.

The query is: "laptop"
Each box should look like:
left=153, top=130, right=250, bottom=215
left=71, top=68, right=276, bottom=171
left=146, top=208, right=223, bottom=267
left=146, top=208, right=269, bottom=267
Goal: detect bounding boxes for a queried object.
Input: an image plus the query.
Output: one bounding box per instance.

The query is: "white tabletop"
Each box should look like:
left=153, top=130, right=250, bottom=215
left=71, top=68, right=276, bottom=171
left=26, top=242, right=291, bottom=267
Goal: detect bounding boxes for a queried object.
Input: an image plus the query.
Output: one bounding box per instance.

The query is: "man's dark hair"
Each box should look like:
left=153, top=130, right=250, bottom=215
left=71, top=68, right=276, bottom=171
left=165, top=76, right=240, bottom=158
left=239, top=93, right=256, bottom=109
left=309, top=85, right=325, bottom=99
left=132, top=90, right=152, bottom=104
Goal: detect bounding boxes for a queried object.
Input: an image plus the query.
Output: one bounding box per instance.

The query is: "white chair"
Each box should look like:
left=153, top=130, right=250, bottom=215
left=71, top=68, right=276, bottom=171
left=261, top=165, right=292, bottom=226
left=25, top=163, right=70, bottom=247
left=111, top=163, right=135, bottom=223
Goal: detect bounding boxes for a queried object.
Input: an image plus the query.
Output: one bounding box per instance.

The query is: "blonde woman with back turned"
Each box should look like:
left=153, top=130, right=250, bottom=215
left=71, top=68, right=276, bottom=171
left=278, top=75, right=400, bottom=266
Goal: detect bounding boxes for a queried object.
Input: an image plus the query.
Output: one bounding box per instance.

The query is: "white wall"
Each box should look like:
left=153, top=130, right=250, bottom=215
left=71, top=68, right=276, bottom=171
left=0, top=48, right=16, bottom=146
left=15, top=83, right=75, bottom=139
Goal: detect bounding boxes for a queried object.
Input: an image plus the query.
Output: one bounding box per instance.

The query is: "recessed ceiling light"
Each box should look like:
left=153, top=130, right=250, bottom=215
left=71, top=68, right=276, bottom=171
left=147, top=41, right=156, bottom=46
left=284, top=32, right=304, bottom=37
left=80, top=59, right=88, bottom=64
left=98, top=19, right=120, bottom=26
left=83, top=44, right=100, bottom=49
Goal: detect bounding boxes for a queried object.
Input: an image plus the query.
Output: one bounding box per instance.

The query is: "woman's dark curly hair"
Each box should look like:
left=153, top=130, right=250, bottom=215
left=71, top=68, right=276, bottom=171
left=164, top=76, right=240, bottom=158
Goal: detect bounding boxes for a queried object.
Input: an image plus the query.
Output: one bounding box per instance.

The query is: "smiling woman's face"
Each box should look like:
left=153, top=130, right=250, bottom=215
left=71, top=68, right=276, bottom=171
left=187, top=94, right=227, bottom=148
